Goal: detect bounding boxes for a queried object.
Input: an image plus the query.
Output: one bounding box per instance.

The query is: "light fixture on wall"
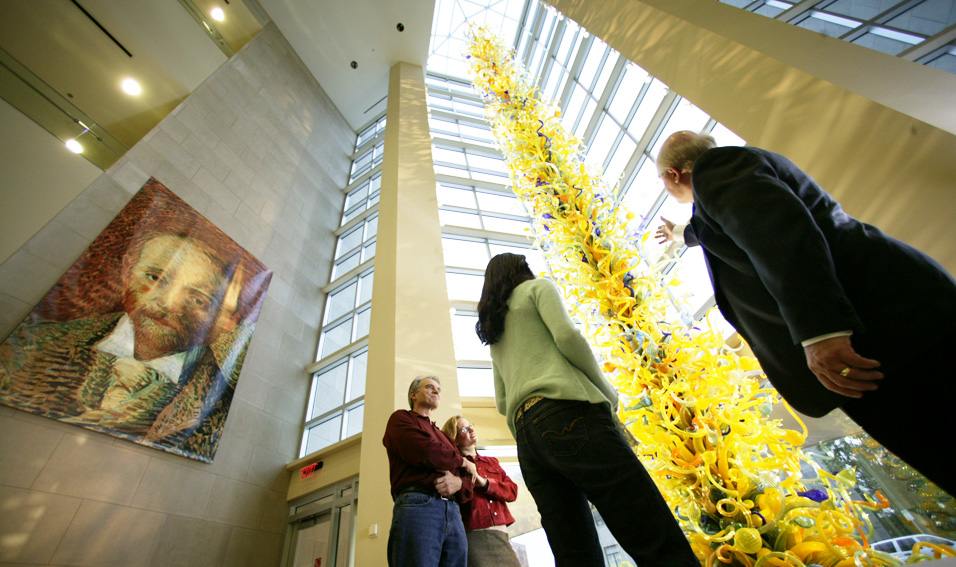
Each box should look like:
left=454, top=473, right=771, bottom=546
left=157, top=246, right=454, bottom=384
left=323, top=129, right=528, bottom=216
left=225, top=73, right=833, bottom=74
left=211, top=7, right=225, bottom=21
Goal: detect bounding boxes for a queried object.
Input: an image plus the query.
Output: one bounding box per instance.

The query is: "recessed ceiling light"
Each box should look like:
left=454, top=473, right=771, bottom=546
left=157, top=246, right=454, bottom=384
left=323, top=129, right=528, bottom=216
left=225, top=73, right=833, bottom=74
left=211, top=7, right=224, bottom=21
left=65, top=139, right=83, bottom=154
left=121, top=78, right=141, bottom=95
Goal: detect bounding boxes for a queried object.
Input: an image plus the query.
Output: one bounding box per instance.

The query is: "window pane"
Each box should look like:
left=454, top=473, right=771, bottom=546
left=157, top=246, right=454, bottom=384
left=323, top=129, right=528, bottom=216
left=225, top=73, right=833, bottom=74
left=362, top=240, right=376, bottom=262
left=628, top=78, right=668, bottom=136
left=305, top=414, right=342, bottom=454
left=434, top=147, right=468, bottom=166
left=458, top=367, right=495, bottom=397
left=650, top=98, right=710, bottom=157
left=354, top=306, right=372, bottom=340
left=358, top=271, right=374, bottom=305
left=344, top=403, right=364, bottom=438
left=453, top=313, right=491, bottom=360
left=670, top=245, right=715, bottom=316
left=482, top=215, right=531, bottom=235
left=320, top=319, right=353, bottom=358
left=438, top=185, right=477, bottom=208
left=476, top=192, right=524, bottom=215
left=349, top=350, right=368, bottom=402
left=887, top=0, right=956, bottom=36
left=608, top=63, right=648, bottom=123
left=621, top=159, right=665, bottom=224
left=440, top=209, right=483, bottom=228
left=446, top=272, right=485, bottom=302
left=443, top=238, right=491, bottom=269
left=710, top=123, right=747, bottom=147
left=336, top=227, right=364, bottom=259
left=487, top=244, right=549, bottom=275
left=578, top=40, right=605, bottom=88
left=592, top=50, right=619, bottom=99
left=468, top=153, right=508, bottom=173
left=326, top=281, right=358, bottom=324
left=311, top=361, right=348, bottom=418
left=345, top=182, right=369, bottom=210
left=587, top=115, right=620, bottom=168
left=333, top=252, right=361, bottom=280
left=365, top=215, right=378, bottom=240
left=605, top=135, right=637, bottom=186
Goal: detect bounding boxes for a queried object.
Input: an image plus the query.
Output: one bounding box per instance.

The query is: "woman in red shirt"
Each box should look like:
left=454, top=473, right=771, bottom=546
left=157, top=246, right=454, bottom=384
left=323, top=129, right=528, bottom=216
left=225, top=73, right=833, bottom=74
left=442, top=415, right=522, bottom=567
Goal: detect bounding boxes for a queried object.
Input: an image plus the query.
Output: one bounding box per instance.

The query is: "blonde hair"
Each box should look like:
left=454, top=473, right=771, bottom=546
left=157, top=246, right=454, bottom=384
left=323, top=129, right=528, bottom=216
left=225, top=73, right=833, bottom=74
left=441, top=415, right=464, bottom=445
left=656, top=130, right=717, bottom=176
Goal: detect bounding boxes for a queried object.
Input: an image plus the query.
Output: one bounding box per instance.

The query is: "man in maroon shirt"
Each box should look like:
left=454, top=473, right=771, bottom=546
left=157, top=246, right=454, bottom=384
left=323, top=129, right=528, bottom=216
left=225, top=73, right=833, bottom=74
left=382, top=376, right=477, bottom=567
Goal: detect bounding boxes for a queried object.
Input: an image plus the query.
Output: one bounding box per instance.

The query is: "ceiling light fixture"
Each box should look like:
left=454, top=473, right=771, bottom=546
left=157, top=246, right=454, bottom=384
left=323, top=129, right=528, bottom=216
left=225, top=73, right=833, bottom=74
left=211, top=7, right=225, bottom=21
left=121, top=78, right=141, bottom=95
left=65, top=127, right=91, bottom=154
left=65, top=138, right=84, bottom=154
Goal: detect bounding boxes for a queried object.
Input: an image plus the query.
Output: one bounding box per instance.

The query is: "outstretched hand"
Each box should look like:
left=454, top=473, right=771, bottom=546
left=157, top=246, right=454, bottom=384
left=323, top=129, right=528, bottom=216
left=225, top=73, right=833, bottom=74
left=655, top=216, right=676, bottom=244
left=804, top=336, right=883, bottom=398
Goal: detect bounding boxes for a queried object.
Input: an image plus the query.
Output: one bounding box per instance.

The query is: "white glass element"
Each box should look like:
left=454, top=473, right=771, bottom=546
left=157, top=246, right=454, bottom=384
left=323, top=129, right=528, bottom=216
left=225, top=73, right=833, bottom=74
left=65, top=139, right=83, bottom=153
left=210, top=6, right=224, bottom=21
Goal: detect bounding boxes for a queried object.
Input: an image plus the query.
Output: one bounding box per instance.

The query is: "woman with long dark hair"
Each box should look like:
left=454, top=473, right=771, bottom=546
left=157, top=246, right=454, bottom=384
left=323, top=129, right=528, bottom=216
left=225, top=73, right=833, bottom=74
left=476, top=252, right=698, bottom=567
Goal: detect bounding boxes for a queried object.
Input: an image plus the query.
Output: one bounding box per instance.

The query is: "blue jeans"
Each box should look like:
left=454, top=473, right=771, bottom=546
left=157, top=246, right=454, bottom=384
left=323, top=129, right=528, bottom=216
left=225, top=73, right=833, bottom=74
left=516, top=399, right=700, bottom=567
left=388, top=491, right=467, bottom=567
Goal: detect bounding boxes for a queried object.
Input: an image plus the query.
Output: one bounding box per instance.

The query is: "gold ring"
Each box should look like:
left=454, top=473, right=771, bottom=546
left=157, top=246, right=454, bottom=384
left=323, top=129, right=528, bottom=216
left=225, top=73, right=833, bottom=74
left=839, top=367, right=851, bottom=377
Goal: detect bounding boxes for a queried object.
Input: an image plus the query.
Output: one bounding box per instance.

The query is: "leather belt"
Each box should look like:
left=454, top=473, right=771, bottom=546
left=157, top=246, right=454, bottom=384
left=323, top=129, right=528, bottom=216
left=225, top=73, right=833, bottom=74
left=393, top=485, right=449, bottom=501
left=514, top=396, right=544, bottom=422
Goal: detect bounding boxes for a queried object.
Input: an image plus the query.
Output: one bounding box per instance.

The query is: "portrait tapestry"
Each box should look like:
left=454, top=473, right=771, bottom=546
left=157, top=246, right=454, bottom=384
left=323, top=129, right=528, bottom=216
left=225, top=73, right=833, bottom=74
left=0, top=178, right=272, bottom=462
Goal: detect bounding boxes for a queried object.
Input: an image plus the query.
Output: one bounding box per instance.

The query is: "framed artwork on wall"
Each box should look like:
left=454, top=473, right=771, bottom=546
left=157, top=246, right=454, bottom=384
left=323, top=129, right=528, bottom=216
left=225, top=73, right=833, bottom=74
left=0, top=178, right=272, bottom=462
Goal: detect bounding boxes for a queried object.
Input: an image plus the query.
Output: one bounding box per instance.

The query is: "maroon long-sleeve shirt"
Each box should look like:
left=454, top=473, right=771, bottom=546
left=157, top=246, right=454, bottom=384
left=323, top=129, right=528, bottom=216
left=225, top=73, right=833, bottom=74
left=382, top=409, right=473, bottom=502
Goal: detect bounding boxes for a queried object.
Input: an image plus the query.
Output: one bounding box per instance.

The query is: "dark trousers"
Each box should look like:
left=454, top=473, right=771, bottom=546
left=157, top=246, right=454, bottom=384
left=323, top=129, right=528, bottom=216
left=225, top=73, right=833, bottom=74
left=842, top=332, right=956, bottom=497
left=515, top=399, right=699, bottom=567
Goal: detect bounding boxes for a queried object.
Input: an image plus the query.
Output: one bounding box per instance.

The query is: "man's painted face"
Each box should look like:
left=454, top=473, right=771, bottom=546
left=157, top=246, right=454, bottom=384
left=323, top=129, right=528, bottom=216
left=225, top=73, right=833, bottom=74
left=123, top=235, right=225, bottom=360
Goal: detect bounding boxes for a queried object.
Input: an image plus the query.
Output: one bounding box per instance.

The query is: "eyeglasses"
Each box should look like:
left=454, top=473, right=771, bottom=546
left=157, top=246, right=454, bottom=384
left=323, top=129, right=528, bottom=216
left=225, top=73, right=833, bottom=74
left=460, top=425, right=474, bottom=434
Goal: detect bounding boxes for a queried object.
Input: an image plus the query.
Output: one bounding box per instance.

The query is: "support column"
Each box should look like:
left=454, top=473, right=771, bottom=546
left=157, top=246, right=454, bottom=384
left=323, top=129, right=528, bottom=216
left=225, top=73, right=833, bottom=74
left=353, top=61, right=461, bottom=566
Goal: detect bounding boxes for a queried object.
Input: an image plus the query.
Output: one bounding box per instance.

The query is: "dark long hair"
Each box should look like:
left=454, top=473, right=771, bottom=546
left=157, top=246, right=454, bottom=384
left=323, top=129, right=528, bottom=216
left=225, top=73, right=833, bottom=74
left=476, top=253, right=535, bottom=345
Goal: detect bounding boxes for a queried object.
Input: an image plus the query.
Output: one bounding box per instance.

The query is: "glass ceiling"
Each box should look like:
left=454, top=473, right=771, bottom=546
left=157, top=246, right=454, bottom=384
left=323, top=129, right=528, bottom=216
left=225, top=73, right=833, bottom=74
left=428, top=0, right=528, bottom=78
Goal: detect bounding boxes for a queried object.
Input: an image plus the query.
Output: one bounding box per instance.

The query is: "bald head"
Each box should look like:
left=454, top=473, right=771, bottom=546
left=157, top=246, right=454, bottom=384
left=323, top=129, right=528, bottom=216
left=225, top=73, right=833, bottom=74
left=656, top=130, right=717, bottom=176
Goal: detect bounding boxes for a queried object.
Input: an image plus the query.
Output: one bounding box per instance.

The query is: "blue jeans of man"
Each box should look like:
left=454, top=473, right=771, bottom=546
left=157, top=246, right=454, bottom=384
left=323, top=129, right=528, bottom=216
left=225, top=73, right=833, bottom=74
left=515, top=399, right=700, bottom=567
left=387, top=491, right=467, bottom=567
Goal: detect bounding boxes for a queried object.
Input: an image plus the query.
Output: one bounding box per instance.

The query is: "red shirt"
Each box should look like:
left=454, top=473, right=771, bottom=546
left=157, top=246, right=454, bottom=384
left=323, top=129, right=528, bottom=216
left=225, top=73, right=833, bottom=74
left=382, top=409, right=473, bottom=502
left=460, top=452, right=517, bottom=530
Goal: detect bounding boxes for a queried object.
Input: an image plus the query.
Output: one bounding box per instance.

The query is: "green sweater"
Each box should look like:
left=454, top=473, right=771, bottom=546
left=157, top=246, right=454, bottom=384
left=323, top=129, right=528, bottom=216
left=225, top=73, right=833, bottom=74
left=492, top=278, right=619, bottom=437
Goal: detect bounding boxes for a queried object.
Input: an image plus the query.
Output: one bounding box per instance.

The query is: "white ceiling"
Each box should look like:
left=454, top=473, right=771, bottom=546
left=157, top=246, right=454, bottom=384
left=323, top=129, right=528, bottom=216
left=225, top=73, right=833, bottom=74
left=260, top=0, right=437, bottom=130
